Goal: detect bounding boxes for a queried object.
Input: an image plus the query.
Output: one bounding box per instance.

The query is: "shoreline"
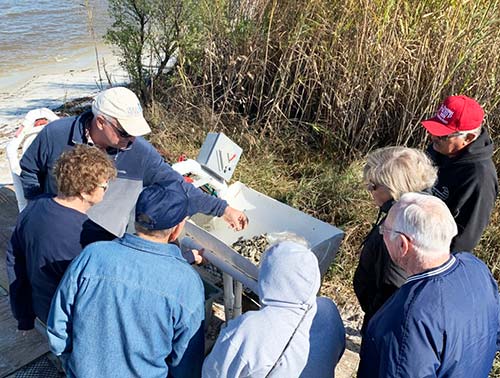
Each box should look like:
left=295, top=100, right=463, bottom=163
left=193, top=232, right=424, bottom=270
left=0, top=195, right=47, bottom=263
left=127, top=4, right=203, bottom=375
left=0, top=45, right=127, bottom=136
left=0, top=44, right=111, bottom=93
left=0, top=45, right=128, bottom=185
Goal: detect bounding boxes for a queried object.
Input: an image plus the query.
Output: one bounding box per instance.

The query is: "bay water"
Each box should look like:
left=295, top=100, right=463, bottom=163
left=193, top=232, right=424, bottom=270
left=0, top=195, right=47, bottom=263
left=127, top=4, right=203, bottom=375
left=0, top=0, right=112, bottom=91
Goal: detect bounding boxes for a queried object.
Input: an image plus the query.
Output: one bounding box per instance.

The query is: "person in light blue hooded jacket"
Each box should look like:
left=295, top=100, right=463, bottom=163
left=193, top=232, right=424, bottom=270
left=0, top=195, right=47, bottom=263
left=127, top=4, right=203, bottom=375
left=202, top=240, right=346, bottom=378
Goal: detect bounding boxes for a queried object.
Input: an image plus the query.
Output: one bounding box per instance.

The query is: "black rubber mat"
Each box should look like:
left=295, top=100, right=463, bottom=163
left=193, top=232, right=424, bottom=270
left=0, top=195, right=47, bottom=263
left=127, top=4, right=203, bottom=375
left=12, top=355, right=63, bottom=378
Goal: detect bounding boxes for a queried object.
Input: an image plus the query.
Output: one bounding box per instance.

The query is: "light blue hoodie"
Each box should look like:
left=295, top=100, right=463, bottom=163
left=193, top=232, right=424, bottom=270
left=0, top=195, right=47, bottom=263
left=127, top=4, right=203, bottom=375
left=202, top=241, right=345, bottom=378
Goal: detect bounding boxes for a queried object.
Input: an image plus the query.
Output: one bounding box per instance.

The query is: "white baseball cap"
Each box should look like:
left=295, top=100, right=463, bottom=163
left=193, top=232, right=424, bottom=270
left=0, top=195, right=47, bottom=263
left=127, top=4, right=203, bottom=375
left=92, top=87, right=151, bottom=137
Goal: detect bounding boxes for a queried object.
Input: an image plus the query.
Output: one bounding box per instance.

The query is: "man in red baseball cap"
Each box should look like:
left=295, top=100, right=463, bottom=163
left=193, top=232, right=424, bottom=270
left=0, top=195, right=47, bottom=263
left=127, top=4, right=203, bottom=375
left=421, top=95, right=498, bottom=252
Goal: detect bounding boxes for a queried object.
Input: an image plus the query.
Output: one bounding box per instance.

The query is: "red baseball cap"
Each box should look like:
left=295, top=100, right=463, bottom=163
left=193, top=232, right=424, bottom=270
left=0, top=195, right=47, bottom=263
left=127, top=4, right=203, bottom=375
left=421, top=95, right=484, bottom=136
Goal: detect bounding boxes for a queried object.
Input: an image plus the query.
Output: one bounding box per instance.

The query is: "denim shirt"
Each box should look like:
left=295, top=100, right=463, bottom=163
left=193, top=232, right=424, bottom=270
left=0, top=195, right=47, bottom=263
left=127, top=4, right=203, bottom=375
left=46, top=233, right=205, bottom=378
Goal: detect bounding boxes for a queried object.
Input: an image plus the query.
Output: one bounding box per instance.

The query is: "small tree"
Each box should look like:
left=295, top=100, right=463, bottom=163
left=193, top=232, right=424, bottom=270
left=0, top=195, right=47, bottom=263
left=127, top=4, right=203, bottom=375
left=105, top=0, right=203, bottom=103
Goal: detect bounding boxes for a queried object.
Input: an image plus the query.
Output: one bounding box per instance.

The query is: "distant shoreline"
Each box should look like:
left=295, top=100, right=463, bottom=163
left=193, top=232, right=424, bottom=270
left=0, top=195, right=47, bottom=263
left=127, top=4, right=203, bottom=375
left=0, top=42, right=117, bottom=94
left=0, top=45, right=127, bottom=144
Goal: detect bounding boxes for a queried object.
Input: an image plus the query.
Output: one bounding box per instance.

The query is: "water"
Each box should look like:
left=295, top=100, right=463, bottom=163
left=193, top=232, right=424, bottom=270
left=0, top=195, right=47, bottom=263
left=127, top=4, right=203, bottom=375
left=0, top=0, right=111, bottom=91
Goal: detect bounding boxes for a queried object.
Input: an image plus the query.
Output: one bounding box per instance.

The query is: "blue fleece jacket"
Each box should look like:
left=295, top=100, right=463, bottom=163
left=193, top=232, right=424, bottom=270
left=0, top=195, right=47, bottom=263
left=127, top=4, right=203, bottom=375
left=6, top=195, right=88, bottom=329
left=47, top=234, right=205, bottom=378
left=358, top=253, right=500, bottom=378
left=19, top=111, right=228, bottom=238
left=202, top=241, right=345, bottom=377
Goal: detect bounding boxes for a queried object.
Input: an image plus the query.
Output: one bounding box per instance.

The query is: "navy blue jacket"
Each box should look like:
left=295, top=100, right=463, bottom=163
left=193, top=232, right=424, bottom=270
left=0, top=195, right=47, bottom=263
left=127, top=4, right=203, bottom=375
left=358, top=253, right=500, bottom=378
left=19, top=111, right=228, bottom=238
left=6, top=196, right=88, bottom=329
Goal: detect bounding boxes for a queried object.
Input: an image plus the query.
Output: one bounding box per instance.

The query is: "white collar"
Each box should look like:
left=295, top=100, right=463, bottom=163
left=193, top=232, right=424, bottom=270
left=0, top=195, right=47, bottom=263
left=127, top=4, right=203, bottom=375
left=405, top=255, right=456, bottom=284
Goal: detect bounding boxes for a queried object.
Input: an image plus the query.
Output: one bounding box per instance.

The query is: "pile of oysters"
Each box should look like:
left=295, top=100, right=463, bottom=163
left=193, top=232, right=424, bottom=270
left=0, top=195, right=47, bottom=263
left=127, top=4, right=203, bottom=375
left=231, top=234, right=269, bottom=264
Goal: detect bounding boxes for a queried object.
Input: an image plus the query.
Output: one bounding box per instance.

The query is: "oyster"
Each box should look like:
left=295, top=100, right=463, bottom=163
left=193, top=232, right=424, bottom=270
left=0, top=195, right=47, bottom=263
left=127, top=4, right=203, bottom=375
left=231, top=234, right=269, bottom=264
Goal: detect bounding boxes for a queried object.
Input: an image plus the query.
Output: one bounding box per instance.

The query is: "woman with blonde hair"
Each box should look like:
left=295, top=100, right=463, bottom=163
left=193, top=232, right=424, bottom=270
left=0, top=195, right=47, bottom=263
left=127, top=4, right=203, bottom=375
left=7, top=144, right=116, bottom=330
left=353, top=146, right=437, bottom=334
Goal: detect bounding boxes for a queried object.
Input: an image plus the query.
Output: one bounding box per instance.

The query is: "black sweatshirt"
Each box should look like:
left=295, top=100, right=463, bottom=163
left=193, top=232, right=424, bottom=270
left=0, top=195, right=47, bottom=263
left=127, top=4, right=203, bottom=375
left=353, top=200, right=408, bottom=334
left=428, top=128, right=498, bottom=252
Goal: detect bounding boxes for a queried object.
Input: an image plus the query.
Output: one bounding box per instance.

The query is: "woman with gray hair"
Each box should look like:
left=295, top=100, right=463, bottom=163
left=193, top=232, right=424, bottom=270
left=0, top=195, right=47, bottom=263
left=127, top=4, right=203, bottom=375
left=353, top=146, right=437, bottom=334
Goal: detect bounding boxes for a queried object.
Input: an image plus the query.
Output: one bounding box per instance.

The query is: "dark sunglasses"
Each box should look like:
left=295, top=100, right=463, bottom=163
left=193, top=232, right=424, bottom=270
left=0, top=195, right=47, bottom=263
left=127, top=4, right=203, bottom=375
left=102, top=117, right=133, bottom=138
left=113, top=125, right=132, bottom=139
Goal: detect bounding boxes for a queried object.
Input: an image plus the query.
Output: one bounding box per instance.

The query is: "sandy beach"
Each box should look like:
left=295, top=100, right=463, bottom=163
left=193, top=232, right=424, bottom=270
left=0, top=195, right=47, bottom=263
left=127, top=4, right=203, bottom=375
left=0, top=45, right=128, bottom=185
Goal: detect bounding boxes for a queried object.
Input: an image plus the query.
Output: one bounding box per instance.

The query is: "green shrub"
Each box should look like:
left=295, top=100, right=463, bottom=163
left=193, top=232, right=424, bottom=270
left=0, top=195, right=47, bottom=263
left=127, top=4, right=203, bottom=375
left=105, top=0, right=204, bottom=102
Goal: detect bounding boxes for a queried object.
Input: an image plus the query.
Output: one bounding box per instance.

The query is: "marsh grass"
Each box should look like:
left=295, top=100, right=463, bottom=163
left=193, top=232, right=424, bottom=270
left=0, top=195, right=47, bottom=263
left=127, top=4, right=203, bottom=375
left=110, top=0, right=500, bottom=374
left=180, top=0, right=500, bottom=159
left=147, top=103, right=500, bottom=375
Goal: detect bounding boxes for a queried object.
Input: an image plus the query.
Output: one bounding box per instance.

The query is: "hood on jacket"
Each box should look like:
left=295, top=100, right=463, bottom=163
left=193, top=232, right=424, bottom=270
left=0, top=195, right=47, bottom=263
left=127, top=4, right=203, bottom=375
left=258, top=241, right=320, bottom=310
left=427, top=127, right=494, bottom=166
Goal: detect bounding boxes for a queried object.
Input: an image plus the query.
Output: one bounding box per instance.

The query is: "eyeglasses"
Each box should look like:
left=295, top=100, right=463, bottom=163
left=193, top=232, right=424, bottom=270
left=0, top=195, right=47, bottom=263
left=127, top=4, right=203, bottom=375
left=102, top=117, right=133, bottom=139
left=97, top=183, right=108, bottom=192
left=366, top=182, right=379, bottom=192
left=378, top=224, right=412, bottom=240
left=435, top=132, right=467, bottom=141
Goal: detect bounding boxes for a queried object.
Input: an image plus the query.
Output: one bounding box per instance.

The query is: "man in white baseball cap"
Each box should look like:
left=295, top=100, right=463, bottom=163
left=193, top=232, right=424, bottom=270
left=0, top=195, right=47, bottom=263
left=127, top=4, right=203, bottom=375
left=92, top=86, right=151, bottom=138
left=20, top=86, right=248, bottom=244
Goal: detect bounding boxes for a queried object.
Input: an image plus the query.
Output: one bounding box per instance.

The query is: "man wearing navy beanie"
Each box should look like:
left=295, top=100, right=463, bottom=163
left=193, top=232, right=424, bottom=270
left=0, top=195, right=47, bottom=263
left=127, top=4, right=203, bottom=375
left=46, top=181, right=205, bottom=378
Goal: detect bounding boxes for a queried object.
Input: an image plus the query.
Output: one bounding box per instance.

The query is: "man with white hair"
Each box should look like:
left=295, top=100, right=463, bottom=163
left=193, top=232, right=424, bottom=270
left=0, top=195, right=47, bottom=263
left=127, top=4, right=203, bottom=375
left=357, top=192, right=500, bottom=378
left=421, top=95, right=498, bottom=252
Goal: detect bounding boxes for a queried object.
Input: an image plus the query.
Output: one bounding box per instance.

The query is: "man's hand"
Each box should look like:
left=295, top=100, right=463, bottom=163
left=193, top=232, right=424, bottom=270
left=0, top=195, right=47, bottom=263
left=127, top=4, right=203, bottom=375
left=222, top=206, right=248, bottom=231
left=181, top=248, right=205, bottom=265
left=191, top=249, right=205, bottom=265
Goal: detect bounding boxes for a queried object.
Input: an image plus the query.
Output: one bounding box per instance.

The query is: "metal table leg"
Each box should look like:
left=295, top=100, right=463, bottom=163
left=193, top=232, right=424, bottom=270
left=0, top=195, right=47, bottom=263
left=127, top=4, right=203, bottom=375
left=233, top=281, right=243, bottom=317
left=222, top=272, right=234, bottom=322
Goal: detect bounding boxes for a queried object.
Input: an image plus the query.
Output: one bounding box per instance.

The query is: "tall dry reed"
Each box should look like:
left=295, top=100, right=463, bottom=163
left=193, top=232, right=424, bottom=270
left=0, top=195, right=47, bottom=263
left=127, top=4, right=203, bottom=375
left=176, top=0, right=500, bottom=158
left=107, top=0, right=499, bottom=158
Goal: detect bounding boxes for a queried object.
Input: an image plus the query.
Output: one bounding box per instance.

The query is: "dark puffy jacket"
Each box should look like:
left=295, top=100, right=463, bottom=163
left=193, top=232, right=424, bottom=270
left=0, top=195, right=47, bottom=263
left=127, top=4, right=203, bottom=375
left=428, top=127, right=498, bottom=252
left=353, top=200, right=407, bottom=333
